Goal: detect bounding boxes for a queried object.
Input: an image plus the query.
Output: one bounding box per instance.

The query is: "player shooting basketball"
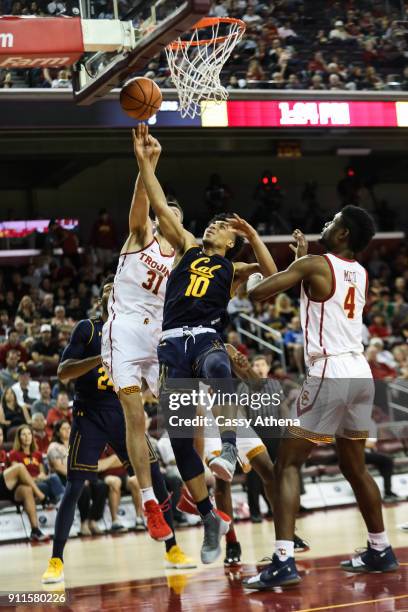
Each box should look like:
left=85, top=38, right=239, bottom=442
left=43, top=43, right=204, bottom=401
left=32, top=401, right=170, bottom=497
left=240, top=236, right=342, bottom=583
left=101, top=132, right=182, bottom=542
left=242, top=210, right=399, bottom=590
left=133, top=123, right=277, bottom=563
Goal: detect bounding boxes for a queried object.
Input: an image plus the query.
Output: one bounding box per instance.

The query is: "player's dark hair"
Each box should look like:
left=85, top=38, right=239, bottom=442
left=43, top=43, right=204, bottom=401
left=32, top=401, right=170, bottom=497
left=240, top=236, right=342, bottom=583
left=167, top=199, right=184, bottom=221
left=341, top=205, right=376, bottom=252
left=100, top=274, right=115, bottom=297
left=207, top=213, right=245, bottom=260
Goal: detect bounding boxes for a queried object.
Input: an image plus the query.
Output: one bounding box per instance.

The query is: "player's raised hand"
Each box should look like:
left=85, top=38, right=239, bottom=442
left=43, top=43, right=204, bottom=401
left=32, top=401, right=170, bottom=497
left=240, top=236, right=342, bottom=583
left=289, top=229, right=308, bottom=259
left=149, top=134, right=162, bottom=163
left=228, top=213, right=256, bottom=240
left=132, top=123, right=153, bottom=162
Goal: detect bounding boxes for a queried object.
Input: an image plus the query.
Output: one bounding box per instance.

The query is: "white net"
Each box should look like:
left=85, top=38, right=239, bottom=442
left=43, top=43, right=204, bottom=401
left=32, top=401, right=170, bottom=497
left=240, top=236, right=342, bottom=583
left=165, top=18, right=246, bottom=119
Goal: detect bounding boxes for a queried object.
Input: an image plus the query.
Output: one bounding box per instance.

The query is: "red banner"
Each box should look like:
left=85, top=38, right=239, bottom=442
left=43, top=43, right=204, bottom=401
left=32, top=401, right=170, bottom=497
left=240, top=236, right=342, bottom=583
left=0, top=16, right=84, bottom=68
left=226, top=100, right=399, bottom=128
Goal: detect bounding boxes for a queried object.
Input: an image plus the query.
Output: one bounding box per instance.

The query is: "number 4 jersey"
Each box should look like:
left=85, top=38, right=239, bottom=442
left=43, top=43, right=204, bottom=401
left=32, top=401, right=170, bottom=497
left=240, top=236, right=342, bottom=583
left=102, top=237, right=175, bottom=395
left=300, top=252, right=369, bottom=366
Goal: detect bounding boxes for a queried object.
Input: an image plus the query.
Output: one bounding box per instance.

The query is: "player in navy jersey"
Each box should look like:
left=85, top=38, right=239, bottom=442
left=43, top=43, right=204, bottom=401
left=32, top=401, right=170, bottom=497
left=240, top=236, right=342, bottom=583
left=134, top=123, right=276, bottom=563
left=42, top=276, right=195, bottom=584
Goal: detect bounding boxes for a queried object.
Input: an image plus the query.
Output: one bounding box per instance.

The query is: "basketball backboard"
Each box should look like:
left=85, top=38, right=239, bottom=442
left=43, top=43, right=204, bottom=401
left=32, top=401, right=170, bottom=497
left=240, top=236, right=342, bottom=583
left=72, top=0, right=211, bottom=105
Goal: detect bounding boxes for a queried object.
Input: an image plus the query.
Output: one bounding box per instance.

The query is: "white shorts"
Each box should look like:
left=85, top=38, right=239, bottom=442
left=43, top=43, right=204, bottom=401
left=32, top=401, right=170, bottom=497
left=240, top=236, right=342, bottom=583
left=101, top=316, right=161, bottom=396
left=204, top=419, right=266, bottom=473
left=288, top=353, right=375, bottom=443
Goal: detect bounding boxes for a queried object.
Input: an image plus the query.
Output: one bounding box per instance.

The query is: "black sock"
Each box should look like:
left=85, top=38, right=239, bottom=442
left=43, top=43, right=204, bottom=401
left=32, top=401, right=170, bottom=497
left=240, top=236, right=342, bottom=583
left=150, top=460, right=176, bottom=552
left=221, top=430, right=237, bottom=447
left=196, top=496, right=213, bottom=517
left=52, top=480, right=85, bottom=562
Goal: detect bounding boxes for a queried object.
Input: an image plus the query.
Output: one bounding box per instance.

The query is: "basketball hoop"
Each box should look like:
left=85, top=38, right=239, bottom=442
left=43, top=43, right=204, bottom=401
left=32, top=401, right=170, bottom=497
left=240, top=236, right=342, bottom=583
left=165, top=17, right=246, bottom=119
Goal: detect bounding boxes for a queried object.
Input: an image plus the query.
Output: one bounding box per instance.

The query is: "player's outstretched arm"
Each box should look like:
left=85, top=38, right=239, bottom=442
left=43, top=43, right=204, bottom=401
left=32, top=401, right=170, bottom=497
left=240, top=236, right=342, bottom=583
left=58, top=320, right=101, bottom=384
left=228, top=214, right=277, bottom=290
left=132, top=124, right=195, bottom=253
left=248, top=255, right=318, bottom=301
left=128, top=131, right=161, bottom=238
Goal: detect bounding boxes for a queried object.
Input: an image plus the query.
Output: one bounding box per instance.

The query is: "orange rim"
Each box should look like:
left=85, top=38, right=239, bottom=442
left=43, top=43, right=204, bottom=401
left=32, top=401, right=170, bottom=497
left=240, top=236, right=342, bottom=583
left=167, top=17, right=246, bottom=50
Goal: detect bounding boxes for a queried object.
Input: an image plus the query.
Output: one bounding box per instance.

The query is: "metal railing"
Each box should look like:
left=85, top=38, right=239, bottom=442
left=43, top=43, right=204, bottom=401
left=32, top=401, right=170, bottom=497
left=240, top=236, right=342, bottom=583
left=236, top=312, right=286, bottom=370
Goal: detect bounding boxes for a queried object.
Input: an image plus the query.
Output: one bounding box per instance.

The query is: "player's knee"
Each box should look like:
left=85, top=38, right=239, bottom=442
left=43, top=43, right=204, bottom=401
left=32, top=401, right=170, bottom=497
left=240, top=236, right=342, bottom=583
left=105, top=476, right=120, bottom=491
left=201, top=351, right=231, bottom=379
left=127, top=476, right=139, bottom=493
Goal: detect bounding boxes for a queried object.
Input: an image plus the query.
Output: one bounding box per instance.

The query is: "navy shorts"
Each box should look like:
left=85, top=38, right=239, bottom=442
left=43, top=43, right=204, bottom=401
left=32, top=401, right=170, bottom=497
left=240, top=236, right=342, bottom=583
left=157, top=331, right=231, bottom=380
left=68, top=407, right=159, bottom=482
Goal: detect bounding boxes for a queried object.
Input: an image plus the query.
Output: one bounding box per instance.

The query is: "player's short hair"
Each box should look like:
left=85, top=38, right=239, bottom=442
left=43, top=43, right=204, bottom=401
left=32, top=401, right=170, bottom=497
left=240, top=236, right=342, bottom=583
left=100, top=274, right=115, bottom=297
left=207, top=213, right=244, bottom=260
left=341, top=205, right=376, bottom=252
left=167, top=199, right=184, bottom=221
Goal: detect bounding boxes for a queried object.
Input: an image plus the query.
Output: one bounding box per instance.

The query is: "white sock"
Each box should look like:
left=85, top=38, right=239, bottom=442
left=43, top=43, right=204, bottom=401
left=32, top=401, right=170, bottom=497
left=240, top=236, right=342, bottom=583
left=275, top=540, right=294, bottom=561
left=141, top=487, right=157, bottom=506
left=368, top=531, right=390, bottom=552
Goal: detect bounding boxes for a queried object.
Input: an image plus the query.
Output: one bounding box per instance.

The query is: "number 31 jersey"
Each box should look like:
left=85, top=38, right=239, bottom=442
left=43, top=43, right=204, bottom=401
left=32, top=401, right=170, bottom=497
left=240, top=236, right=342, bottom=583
left=108, top=237, right=175, bottom=321
left=300, top=253, right=368, bottom=366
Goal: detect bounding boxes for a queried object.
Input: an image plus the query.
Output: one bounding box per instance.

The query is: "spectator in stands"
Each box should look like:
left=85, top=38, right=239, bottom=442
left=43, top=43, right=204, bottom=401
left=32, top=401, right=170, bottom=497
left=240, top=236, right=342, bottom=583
left=274, top=293, right=297, bottom=327
left=47, top=419, right=108, bottom=535
left=30, top=323, right=59, bottom=374
left=0, top=387, right=30, bottom=432
left=98, top=446, right=145, bottom=532
left=204, top=174, right=231, bottom=215
left=308, top=51, right=327, bottom=73
left=48, top=219, right=80, bottom=267
left=90, top=208, right=118, bottom=267
left=246, top=58, right=265, bottom=82
left=242, top=5, right=262, bottom=26
left=277, top=21, right=298, bottom=41
left=309, top=74, right=325, bottom=90
left=46, top=391, right=72, bottom=436
left=39, top=294, right=54, bottom=320
left=226, top=330, right=249, bottom=357
left=14, top=318, right=28, bottom=343
left=12, top=364, right=40, bottom=407
left=366, top=345, right=398, bottom=381
left=283, top=316, right=304, bottom=374
left=227, top=284, right=253, bottom=327
left=329, top=20, right=351, bottom=41
left=368, top=314, right=391, bottom=339
left=369, top=338, right=397, bottom=369
left=0, top=310, right=10, bottom=341
left=0, top=349, right=20, bottom=389
left=51, top=69, right=71, bottom=89
left=51, top=306, right=73, bottom=333
left=31, top=413, right=50, bottom=454
left=16, top=295, right=36, bottom=324
left=31, top=381, right=54, bottom=418
left=0, top=427, right=49, bottom=541
left=10, top=425, right=64, bottom=503
left=365, top=440, right=401, bottom=503
left=0, top=328, right=28, bottom=367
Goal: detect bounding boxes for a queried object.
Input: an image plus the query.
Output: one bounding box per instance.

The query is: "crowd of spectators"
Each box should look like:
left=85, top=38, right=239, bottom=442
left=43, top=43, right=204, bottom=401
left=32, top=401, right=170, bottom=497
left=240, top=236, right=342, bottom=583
left=0, top=217, right=407, bottom=539
left=2, top=0, right=408, bottom=91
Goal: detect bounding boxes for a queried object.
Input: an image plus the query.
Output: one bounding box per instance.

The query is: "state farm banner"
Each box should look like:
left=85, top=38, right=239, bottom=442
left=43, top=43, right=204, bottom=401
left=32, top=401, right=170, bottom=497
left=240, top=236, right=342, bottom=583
left=0, top=16, right=84, bottom=68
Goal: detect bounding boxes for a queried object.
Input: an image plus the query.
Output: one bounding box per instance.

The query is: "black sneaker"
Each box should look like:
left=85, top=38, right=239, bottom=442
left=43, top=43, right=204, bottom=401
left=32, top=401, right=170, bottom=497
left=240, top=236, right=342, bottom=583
left=224, top=541, right=242, bottom=567
left=30, top=528, right=50, bottom=542
left=250, top=514, right=262, bottom=524
left=294, top=534, right=310, bottom=553
left=340, top=542, right=399, bottom=573
left=243, top=553, right=301, bottom=590
left=383, top=492, right=402, bottom=503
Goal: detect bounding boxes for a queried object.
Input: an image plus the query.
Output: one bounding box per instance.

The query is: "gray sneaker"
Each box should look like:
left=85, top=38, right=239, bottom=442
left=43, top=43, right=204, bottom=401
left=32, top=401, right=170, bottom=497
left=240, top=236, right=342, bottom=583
left=208, top=442, right=238, bottom=482
left=201, top=510, right=230, bottom=564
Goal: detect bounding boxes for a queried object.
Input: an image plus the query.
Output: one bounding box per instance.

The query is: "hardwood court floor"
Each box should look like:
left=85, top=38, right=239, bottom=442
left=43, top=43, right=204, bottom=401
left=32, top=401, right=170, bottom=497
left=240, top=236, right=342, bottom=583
left=0, top=503, right=407, bottom=611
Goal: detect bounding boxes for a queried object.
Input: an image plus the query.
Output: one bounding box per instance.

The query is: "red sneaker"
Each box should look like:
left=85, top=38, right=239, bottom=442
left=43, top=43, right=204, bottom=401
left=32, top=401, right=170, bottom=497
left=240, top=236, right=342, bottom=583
left=176, top=487, right=199, bottom=516
left=144, top=500, right=173, bottom=541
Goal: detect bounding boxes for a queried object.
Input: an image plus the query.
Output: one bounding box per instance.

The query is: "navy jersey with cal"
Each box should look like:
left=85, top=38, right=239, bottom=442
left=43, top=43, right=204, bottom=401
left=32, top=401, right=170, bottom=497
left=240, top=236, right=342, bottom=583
left=61, top=318, right=118, bottom=412
left=162, top=246, right=234, bottom=332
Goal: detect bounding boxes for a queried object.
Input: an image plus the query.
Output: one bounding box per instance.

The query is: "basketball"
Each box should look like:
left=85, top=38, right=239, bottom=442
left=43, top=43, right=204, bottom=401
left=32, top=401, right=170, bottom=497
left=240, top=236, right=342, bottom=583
left=120, top=77, right=162, bottom=120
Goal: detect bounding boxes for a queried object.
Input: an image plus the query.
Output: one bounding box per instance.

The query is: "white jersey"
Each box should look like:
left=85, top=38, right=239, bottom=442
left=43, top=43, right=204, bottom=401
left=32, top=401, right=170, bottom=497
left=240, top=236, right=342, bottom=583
left=300, top=253, right=368, bottom=366
left=108, top=237, right=174, bottom=321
